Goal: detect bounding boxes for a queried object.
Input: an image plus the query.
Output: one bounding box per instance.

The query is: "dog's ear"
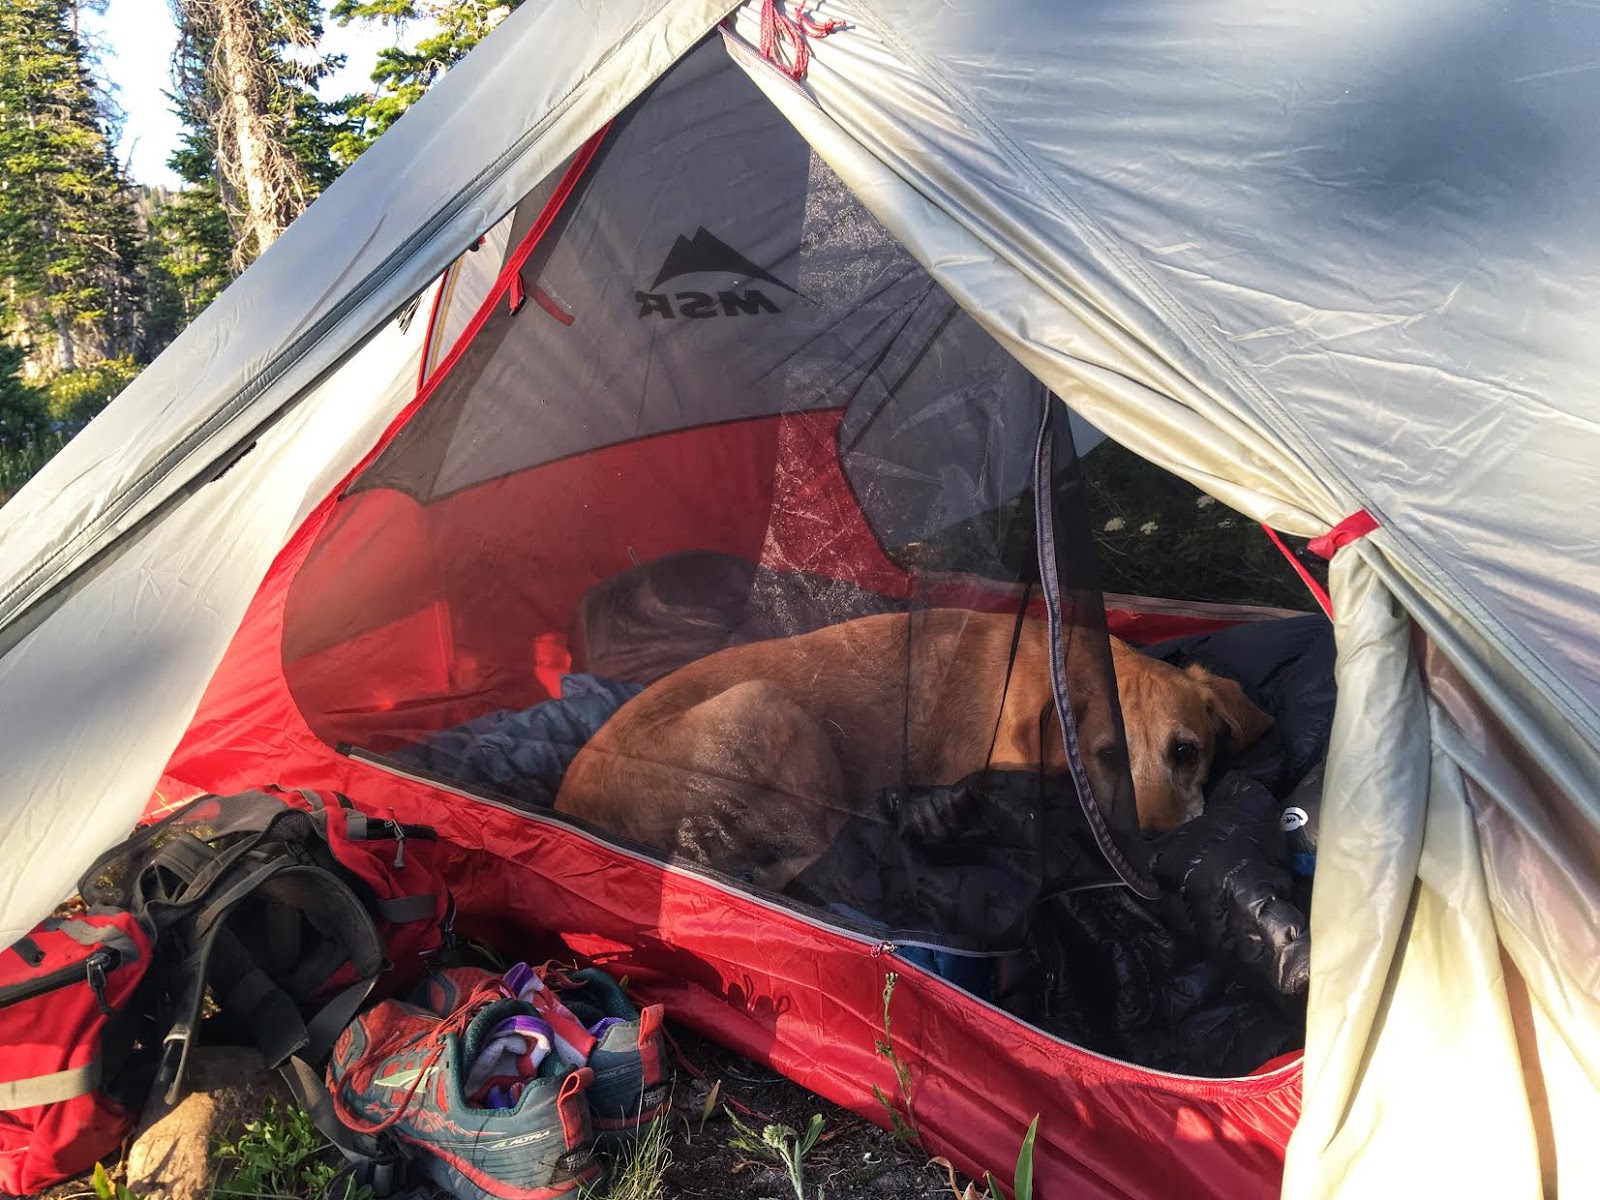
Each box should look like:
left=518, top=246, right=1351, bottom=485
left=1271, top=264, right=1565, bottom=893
left=1185, top=663, right=1274, bottom=748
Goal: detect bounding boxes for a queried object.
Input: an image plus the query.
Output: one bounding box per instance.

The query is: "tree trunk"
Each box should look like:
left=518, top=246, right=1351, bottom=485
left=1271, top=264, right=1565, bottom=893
left=54, top=314, right=76, bottom=371
left=176, top=0, right=312, bottom=269
left=215, top=0, right=282, bottom=260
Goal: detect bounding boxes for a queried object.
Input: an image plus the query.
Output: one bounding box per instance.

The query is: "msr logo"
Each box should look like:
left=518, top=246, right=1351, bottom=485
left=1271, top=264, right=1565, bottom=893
left=635, top=227, right=796, bottom=318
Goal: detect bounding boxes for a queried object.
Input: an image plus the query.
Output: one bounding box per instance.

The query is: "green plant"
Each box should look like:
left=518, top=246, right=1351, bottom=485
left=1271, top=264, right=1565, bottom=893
left=585, top=1110, right=673, bottom=1200
left=698, top=1078, right=722, bottom=1134
left=932, top=1114, right=1038, bottom=1200
left=727, top=1108, right=826, bottom=1200
left=90, top=1162, right=144, bottom=1200
left=210, top=1098, right=373, bottom=1200
left=0, top=426, right=69, bottom=504
left=43, top=356, right=140, bottom=431
left=1081, top=439, right=1325, bottom=611
left=871, top=971, right=921, bottom=1147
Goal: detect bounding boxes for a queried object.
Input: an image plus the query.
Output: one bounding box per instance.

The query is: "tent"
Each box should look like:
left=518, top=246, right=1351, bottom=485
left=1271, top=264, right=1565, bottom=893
left=3, top=0, right=1598, bottom=1194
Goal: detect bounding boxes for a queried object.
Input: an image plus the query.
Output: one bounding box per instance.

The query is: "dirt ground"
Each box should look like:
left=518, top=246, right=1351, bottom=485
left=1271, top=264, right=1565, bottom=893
left=39, top=1023, right=961, bottom=1200
left=656, top=1027, right=955, bottom=1200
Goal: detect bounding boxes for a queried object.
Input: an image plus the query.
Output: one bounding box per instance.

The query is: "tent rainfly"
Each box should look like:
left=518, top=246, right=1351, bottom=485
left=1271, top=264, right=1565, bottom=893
left=2, top=2, right=1597, bottom=1196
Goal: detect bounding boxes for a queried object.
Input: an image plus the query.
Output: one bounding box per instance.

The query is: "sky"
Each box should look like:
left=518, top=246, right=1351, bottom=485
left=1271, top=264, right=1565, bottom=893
left=82, top=2, right=406, bottom=190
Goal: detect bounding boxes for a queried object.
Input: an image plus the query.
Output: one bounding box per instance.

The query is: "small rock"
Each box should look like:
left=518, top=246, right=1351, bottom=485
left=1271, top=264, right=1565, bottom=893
left=124, top=1048, right=289, bottom=1200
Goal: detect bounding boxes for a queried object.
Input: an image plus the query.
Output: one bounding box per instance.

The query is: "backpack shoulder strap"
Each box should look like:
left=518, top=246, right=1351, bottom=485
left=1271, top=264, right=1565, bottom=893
left=157, top=854, right=386, bottom=1102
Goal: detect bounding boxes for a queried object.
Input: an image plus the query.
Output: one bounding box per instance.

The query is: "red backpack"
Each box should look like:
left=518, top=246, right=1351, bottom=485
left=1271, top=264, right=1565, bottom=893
left=273, top=786, right=456, bottom=998
left=0, top=787, right=455, bottom=1196
left=0, top=912, right=155, bottom=1196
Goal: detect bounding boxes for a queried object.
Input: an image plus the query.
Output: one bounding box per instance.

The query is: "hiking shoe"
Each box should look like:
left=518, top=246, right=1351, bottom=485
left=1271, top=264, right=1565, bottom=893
left=417, top=964, right=504, bottom=1014
left=426, top=962, right=669, bottom=1139
left=518, top=963, right=670, bottom=1139
left=328, top=978, right=598, bottom=1200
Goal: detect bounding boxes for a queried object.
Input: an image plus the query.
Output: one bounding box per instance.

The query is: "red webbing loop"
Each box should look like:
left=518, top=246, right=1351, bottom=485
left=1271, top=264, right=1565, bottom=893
left=1259, top=522, right=1333, bottom=618
left=1308, top=508, right=1379, bottom=560
left=759, top=0, right=843, bottom=80
left=414, top=122, right=609, bottom=397
left=530, top=281, right=574, bottom=326
left=1259, top=508, right=1378, bottom=619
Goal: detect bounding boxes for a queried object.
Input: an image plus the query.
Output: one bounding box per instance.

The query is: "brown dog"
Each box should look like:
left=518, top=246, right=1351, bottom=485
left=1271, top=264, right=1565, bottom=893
left=556, top=609, right=1272, bottom=890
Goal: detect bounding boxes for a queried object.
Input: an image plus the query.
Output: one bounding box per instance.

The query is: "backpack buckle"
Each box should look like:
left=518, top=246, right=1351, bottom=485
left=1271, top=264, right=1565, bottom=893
left=157, top=1024, right=193, bottom=1102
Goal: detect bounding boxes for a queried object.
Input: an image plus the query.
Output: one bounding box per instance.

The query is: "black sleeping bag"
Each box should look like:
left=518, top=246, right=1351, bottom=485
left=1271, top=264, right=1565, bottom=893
left=1146, top=772, right=1311, bottom=1006
left=787, top=771, right=1120, bottom=951
left=789, top=761, right=1317, bottom=1076
left=1008, top=885, right=1304, bottom=1078
left=995, top=770, right=1310, bottom=1077
left=995, top=613, right=1335, bottom=1076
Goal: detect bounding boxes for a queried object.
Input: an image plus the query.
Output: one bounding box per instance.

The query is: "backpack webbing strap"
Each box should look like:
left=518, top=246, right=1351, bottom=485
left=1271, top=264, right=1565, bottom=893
left=160, top=855, right=385, bottom=1101
left=214, top=937, right=312, bottom=1069
left=278, top=1056, right=405, bottom=1198
left=305, top=977, right=377, bottom=1062
left=0, top=1059, right=103, bottom=1111
left=372, top=894, right=436, bottom=924
left=209, top=938, right=375, bottom=1073
left=160, top=853, right=304, bottom=1100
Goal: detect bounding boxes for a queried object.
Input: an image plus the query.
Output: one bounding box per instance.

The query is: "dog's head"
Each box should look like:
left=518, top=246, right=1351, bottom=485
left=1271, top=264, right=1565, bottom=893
left=1097, top=654, right=1275, bottom=832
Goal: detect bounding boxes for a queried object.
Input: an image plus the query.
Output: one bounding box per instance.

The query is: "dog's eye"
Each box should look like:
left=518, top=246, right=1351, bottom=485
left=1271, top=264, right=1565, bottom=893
left=1171, top=740, right=1200, bottom=768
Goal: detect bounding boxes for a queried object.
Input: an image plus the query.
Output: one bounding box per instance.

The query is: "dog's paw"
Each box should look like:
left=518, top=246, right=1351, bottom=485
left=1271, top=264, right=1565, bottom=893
left=893, top=779, right=988, bottom=845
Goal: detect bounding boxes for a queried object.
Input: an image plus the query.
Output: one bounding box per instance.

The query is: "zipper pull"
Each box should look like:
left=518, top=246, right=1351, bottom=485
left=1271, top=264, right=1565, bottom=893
left=86, top=951, right=114, bottom=1015
left=388, top=820, right=406, bottom=870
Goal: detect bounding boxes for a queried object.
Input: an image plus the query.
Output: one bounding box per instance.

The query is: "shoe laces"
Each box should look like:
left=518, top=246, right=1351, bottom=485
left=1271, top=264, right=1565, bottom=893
left=332, top=977, right=509, bottom=1136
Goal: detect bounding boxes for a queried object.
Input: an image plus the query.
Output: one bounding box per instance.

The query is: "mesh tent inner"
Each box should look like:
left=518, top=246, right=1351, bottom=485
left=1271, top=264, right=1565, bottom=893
left=280, top=33, right=1147, bottom=952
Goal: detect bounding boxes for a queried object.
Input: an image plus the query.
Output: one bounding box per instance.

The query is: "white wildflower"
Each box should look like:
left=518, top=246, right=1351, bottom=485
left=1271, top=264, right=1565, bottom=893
left=1139, top=521, right=1159, bottom=534
left=1103, top=517, right=1126, bottom=532
left=1195, top=495, right=1217, bottom=509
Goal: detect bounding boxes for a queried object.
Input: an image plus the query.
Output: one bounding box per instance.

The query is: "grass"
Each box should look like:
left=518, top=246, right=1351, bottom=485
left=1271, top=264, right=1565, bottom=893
left=587, top=1115, right=674, bottom=1200
left=75, top=1099, right=371, bottom=1200
left=89, top=1163, right=141, bottom=1200
left=0, top=354, right=139, bottom=505
left=930, top=1115, right=1039, bottom=1200
left=871, top=972, right=921, bottom=1148
left=68, top=1035, right=1033, bottom=1200
left=0, top=428, right=70, bottom=505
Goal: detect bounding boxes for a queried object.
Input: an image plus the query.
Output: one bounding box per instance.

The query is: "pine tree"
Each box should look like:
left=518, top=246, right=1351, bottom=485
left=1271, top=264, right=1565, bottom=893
left=168, top=0, right=351, bottom=270
left=140, top=176, right=231, bottom=354
left=0, top=334, right=47, bottom=457
left=0, top=321, right=62, bottom=504
left=329, top=0, right=522, bottom=164
left=0, top=0, right=145, bottom=371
